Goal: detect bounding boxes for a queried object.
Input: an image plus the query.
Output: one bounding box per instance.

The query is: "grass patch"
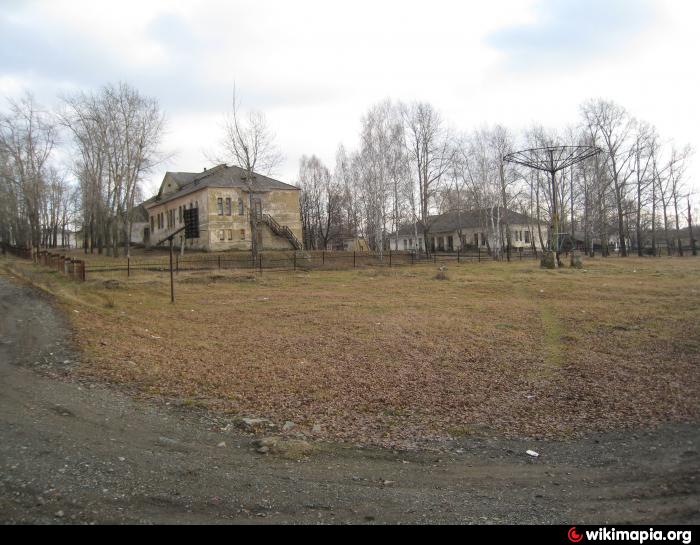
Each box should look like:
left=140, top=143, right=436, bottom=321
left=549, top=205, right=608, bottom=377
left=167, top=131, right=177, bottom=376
left=4, top=255, right=699, bottom=447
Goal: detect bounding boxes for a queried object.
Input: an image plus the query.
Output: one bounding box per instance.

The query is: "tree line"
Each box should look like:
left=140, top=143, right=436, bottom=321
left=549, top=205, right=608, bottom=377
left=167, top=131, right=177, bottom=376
left=1, top=85, right=695, bottom=259
left=298, top=98, right=696, bottom=257
left=0, top=82, right=165, bottom=256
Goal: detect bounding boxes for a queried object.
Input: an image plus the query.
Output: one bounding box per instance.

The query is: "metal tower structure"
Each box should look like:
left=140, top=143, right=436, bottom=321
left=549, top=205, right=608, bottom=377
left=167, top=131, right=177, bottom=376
left=503, top=146, right=602, bottom=265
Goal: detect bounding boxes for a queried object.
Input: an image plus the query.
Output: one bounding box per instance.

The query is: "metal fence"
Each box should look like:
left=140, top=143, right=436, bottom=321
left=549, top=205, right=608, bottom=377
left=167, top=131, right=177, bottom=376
left=5, top=244, right=696, bottom=281
left=80, top=247, right=543, bottom=277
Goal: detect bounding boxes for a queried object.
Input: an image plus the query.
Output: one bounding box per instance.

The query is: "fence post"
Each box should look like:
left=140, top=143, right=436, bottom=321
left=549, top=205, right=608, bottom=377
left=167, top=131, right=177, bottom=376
left=322, top=250, right=325, bottom=265
left=411, top=252, right=414, bottom=266
left=389, top=250, right=392, bottom=267
left=259, top=253, right=262, bottom=274
left=218, top=255, right=221, bottom=270
left=353, top=251, right=356, bottom=268
left=80, top=260, right=86, bottom=281
left=433, top=253, right=436, bottom=264
left=127, top=256, right=130, bottom=277
left=478, top=247, right=481, bottom=262
left=457, top=248, right=460, bottom=263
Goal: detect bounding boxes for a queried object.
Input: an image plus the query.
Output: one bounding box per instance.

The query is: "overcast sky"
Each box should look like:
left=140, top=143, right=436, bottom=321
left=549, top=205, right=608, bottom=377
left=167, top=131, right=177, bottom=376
left=1, top=0, right=698, bottom=197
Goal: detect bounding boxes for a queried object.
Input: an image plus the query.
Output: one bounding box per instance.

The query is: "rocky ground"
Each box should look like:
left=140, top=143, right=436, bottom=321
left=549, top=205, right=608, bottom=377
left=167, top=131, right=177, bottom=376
left=0, top=271, right=698, bottom=524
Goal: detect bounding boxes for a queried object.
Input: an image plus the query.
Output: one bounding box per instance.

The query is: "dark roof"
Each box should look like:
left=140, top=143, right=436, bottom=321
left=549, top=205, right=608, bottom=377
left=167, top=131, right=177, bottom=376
left=131, top=196, right=157, bottom=222
left=146, top=164, right=299, bottom=208
left=395, top=207, right=539, bottom=236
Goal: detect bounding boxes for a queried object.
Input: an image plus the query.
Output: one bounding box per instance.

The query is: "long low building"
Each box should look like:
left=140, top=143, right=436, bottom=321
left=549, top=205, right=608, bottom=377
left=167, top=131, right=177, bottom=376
left=390, top=207, right=548, bottom=253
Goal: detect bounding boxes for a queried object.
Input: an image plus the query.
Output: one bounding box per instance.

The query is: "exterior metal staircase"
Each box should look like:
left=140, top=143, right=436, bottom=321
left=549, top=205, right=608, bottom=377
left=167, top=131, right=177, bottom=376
left=259, top=213, right=303, bottom=250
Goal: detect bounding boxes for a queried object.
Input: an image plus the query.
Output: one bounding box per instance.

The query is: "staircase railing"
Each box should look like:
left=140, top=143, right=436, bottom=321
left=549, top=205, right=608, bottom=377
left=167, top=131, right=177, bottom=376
left=260, top=213, right=302, bottom=250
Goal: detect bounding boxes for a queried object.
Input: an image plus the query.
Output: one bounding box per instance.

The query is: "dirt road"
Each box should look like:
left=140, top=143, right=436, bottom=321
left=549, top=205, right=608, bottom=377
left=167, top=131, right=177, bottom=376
left=0, top=272, right=698, bottom=524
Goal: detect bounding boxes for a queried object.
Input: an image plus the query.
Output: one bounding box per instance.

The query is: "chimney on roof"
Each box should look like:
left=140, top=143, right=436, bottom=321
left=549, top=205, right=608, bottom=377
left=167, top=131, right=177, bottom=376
left=203, top=167, right=207, bottom=172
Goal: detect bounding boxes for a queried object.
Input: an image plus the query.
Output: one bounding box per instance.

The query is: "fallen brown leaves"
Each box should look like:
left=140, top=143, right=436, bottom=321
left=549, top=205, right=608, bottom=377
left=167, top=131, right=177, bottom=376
left=52, top=256, right=700, bottom=448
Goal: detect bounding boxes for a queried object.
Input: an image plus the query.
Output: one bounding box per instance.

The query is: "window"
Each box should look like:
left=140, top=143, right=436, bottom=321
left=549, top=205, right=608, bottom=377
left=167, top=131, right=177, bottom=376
left=227, top=229, right=233, bottom=241
left=218, top=229, right=225, bottom=241
left=178, top=206, right=183, bottom=224
left=480, top=232, right=485, bottom=246
left=403, top=239, right=407, bottom=250
left=225, top=197, right=232, bottom=216
left=238, top=198, right=244, bottom=215
left=217, top=197, right=224, bottom=215
left=473, top=233, right=478, bottom=246
left=524, top=230, right=530, bottom=244
left=239, top=229, right=245, bottom=240
left=150, top=216, right=154, bottom=232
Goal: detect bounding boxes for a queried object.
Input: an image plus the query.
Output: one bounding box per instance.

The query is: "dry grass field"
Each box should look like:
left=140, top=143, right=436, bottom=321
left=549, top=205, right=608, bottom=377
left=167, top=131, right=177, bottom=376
left=5, top=255, right=699, bottom=448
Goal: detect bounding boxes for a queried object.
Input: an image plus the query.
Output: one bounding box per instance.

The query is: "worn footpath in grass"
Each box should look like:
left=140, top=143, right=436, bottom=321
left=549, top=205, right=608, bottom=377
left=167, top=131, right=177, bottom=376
left=4, top=255, right=699, bottom=448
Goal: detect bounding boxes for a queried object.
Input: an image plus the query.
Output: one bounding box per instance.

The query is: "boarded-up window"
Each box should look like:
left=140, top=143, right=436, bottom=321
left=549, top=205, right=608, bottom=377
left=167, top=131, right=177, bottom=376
left=183, top=208, right=199, bottom=239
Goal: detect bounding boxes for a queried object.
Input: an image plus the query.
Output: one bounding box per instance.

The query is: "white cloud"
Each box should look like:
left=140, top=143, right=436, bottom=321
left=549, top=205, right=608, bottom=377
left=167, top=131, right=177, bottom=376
left=0, top=0, right=697, bottom=194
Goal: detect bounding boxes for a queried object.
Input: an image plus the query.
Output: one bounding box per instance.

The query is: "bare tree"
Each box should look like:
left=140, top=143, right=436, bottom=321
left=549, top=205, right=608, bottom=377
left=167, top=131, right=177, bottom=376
left=60, top=82, right=165, bottom=257
left=401, top=101, right=453, bottom=255
left=298, top=155, right=340, bottom=250
left=581, top=99, right=636, bottom=256
left=0, top=93, right=58, bottom=248
left=215, top=88, right=283, bottom=257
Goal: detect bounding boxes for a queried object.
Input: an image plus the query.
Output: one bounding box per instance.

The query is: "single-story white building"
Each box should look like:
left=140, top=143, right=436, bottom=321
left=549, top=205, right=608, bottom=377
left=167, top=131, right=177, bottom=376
left=390, top=207, right=548, bottom=253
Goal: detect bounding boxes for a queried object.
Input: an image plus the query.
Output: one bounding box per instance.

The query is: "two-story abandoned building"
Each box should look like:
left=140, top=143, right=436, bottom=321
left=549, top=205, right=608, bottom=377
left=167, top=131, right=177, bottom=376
left=144, top=164, right=303, bottom=251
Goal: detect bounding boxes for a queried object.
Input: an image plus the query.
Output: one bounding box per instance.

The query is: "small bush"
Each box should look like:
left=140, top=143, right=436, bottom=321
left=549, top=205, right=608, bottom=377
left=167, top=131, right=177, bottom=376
left=434, top=270, right=449, bottom=281
left=540, top=252, right=556, bottom=269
